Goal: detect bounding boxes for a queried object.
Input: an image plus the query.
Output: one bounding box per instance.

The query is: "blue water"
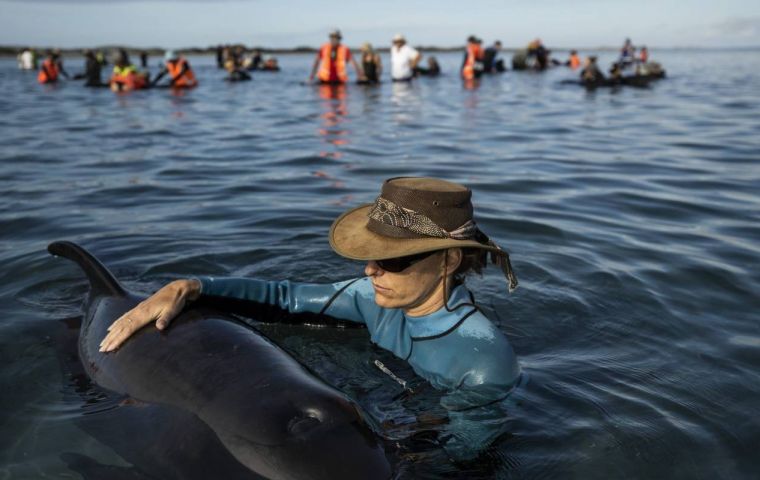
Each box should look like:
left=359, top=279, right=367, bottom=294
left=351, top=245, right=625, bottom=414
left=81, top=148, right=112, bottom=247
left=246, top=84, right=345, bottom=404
left=1, top=50, right=759, bottom=479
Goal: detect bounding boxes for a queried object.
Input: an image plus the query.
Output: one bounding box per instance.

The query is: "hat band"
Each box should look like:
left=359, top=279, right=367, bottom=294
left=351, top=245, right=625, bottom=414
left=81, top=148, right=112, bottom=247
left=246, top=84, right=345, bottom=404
left=365, top=196, right=519, bottom=293
left=367, top=196, right=478, bottom=240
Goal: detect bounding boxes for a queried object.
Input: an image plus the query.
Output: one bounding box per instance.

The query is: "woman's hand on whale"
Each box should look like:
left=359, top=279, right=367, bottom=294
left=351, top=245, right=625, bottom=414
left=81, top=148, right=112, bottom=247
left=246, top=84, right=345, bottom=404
left=99, top=279, right=201, bottom=352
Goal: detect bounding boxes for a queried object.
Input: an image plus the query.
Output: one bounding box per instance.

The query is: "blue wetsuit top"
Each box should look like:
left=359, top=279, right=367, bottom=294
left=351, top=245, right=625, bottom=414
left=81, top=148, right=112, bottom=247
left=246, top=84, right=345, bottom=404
left=198, top=275, right=521, bottom=460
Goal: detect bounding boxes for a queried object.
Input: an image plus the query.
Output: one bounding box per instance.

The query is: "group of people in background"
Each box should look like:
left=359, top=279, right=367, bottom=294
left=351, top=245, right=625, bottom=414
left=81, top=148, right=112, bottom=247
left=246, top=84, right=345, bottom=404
left=581, top=38, right=664, bottom=84
left=306, top=30, right=441, bottom=85
left=578, top=38, right=664, bottom=87
left=28, top=47, right=199, bottom=92
left=214, top=45, right=281, bottom=82
left=23, top=32, right=659, bottom=91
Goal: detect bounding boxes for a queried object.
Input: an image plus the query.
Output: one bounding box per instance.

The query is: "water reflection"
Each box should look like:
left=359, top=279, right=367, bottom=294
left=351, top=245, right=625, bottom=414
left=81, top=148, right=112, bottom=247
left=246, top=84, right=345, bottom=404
left=316, top=84, right=349, bottom=149
left=390, top=81, right=422, bottom=123
left=462, top=78, right=481, bottom=91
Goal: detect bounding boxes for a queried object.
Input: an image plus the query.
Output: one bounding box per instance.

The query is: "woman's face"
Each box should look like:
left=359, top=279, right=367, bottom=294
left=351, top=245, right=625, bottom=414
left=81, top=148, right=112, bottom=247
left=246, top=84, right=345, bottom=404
left=365, top=249, right=461, bottom=314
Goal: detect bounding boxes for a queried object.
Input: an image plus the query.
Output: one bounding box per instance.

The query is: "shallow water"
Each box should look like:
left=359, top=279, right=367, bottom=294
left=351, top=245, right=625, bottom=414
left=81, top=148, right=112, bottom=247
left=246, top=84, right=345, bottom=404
left=1, top=50, right=759, bottom=479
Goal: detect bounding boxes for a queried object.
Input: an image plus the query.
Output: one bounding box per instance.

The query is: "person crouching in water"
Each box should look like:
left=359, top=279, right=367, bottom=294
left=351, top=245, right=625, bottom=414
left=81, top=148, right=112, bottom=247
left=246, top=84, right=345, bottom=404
left=110, top=50, right=148, bottom=92
left=415, top=56, right=441, bottom=77
left=224, top=54, right=252, bottom=82
left=38, top=50, right=69, bottom=84
left=308, top=29, right=365, bottom=84
left=580, top=55, right=605, bottom=86
left=261, top=57, right=280, bottom=71
left=151, top=50, right=198, bottom=89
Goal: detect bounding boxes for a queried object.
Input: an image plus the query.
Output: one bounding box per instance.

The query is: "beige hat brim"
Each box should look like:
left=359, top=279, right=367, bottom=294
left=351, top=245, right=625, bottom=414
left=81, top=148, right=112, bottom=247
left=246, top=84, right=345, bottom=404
left=329, top=204, right=500, bottom=261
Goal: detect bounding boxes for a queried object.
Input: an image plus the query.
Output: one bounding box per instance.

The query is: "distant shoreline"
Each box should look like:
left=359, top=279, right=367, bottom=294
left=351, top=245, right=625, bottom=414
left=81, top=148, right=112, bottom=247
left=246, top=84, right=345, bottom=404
left=2, top=44, right=759, bottom=58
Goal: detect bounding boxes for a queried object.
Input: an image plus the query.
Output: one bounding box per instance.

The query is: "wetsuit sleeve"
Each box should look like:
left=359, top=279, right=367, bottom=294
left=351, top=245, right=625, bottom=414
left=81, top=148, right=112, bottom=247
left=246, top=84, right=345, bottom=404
left=197, top=276, right=369, bottom=324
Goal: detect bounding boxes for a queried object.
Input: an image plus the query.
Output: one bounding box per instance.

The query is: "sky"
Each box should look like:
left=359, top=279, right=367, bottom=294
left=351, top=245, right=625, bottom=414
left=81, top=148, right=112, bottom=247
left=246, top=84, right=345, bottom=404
left=1, top=0, right=759, bottom=49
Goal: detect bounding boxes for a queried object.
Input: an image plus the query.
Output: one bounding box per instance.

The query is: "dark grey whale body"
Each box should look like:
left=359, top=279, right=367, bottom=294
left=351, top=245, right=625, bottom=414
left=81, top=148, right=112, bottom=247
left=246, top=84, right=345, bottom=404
left=48, top=241, right=393, bottom=480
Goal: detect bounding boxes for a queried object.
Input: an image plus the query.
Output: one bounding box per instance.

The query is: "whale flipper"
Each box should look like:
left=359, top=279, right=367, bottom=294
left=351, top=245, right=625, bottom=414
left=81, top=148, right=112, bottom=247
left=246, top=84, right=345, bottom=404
left=48, top=241, right=126, bottom=298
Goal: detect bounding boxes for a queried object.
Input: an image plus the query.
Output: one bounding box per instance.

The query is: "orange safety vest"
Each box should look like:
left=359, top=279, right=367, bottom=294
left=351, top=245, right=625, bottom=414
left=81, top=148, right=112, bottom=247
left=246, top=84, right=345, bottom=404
left=38, top=59, right=59, bottom=84
left=569, top=54, right=581, bottom=69
left=167, top=58, right=197, bottom=88
left=110, top=65, right=147, bottom=91
left=317, top=43, right=349, bottom=83
left=461, top=43, right=483, bottom=79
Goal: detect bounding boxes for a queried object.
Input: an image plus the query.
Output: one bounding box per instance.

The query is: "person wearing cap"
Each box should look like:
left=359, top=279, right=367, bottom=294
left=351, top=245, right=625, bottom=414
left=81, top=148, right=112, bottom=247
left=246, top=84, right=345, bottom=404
left=461, top=36, right=484, bottom=80
left=99, top=177, right=521, bottom=460
left=308, top=29, right=365, bottom=84
left=390, top=34, right=421, bottom=82
left=151, top=50, right=198, bottom=89
left=359, top=43, right=382, bottom=84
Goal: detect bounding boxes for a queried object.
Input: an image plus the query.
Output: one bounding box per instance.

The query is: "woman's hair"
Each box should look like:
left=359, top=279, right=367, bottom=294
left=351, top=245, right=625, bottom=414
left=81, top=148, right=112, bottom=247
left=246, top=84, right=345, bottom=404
left=452, top=247, right=488, bottom=286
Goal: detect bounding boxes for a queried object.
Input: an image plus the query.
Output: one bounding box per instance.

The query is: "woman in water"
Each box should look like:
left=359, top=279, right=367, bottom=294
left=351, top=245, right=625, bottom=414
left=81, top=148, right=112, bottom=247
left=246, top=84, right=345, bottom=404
left=359, top=42, right=382, bottom=84
left=99, top=177, right=522, bottom=460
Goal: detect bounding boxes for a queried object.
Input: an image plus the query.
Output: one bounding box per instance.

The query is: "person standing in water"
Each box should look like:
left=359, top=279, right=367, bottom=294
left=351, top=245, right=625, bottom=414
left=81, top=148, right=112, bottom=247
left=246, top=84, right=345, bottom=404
left=18, top=47, right=37, bottom=70
left=151, top=50, right=198, bottom=88
left=110, top=49, right=148, bottom=91
left=359, top=43, right=382, bottom=84
left=461, top=36, right=484, bottom=80
left=620, top=38, right=635, bottom=63
left=390, top=34, right=421, bottom=82
left=38, top=50, right=69, bottom=84
left=566, top=50, right=581, bottom=69
left=308, top=29, right=365, bottom=84
left=483, top=40, right=505, bottom=73
left=99, top=177, right=522, bottom=461
left=639, top=46, right=649, bottom=63
left=81, top=50, right=105, bottom=87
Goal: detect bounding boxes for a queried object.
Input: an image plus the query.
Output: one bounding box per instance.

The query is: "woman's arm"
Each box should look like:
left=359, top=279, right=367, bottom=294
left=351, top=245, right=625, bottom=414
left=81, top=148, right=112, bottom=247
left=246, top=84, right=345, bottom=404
left=99, top=277, right=370, bottom=352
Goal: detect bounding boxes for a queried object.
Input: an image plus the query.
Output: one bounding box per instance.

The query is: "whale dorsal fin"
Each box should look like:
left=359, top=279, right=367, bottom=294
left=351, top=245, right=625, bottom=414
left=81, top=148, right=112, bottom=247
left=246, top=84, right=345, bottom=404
left=48, top=241, right=126, bottom=297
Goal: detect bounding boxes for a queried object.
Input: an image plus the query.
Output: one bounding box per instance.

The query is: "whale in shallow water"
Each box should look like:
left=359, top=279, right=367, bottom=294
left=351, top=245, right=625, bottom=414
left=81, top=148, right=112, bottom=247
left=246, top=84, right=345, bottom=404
left=48, top=241, right=393, bottom=480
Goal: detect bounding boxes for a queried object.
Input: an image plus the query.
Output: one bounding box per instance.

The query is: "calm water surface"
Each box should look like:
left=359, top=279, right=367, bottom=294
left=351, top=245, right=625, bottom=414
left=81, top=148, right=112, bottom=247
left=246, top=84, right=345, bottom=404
left=1, top=50, right=759, bottom=479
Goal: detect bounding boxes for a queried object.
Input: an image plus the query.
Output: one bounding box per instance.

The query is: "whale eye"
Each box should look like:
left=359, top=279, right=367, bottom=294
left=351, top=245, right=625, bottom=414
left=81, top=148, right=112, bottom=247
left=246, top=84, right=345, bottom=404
left=287, top=414, right=321, bottom=435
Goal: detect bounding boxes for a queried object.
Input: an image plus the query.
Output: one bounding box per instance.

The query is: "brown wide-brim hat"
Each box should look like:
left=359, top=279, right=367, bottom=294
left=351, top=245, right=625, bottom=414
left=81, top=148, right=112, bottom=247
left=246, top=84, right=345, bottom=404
left=329, top=177, right=518, bottom=291
left=331, top=205, right=503, bottom=260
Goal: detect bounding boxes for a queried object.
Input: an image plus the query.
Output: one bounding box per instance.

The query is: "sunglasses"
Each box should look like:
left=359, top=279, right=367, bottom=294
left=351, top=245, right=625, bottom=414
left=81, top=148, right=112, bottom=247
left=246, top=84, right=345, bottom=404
left=375, top=250, right=439, bottom=273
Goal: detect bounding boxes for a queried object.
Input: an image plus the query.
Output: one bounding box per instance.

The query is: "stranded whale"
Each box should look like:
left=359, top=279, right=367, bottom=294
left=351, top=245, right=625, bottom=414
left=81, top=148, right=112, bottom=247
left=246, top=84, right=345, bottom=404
left=48, top=241, right=393, bottom=480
